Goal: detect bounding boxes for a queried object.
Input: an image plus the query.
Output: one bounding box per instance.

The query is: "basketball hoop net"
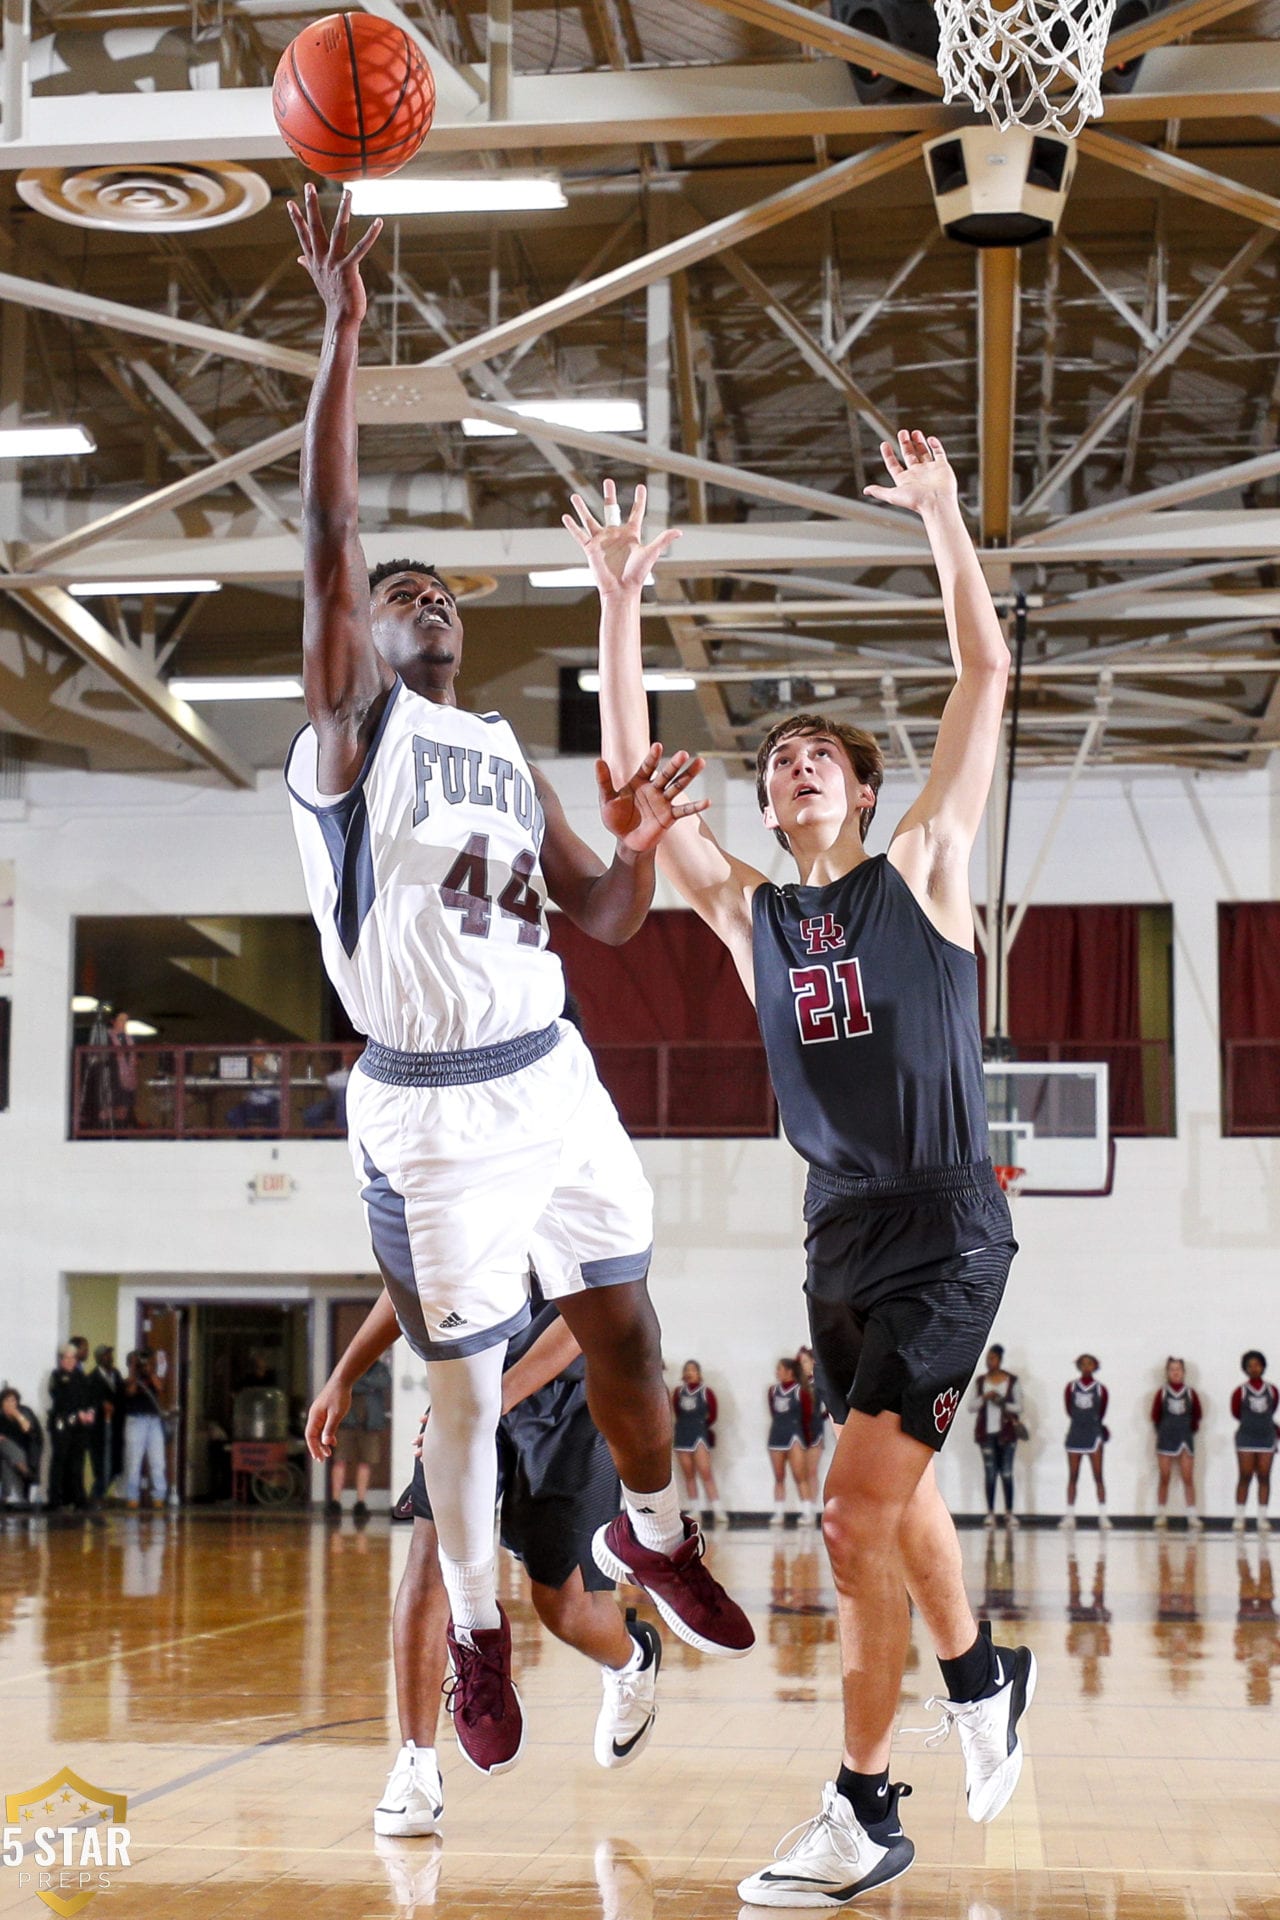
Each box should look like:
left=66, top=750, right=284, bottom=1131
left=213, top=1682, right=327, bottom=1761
left=934, top=0, right=1120, bottom=138
left=994, top=1164, right=1026, bottom=1199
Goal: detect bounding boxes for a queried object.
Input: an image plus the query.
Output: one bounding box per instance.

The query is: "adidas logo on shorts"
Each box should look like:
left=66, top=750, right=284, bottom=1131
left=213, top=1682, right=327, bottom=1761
left=437, top=1311, right=468, bottom=1331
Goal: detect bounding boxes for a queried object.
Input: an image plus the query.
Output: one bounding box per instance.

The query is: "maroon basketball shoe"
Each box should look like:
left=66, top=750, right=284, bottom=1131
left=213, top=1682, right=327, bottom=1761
left=444, top=1609, right=525, bottom=1774
left=592, top=1514, right=754, bottom=1658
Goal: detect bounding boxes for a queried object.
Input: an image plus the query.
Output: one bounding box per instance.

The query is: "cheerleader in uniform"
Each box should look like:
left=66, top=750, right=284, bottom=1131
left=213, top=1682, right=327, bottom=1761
left=1151, top=1357, right=1202, bottom=1530
left=795, top=1345, right=828, bottom=1528
left=1062, top=1353, right=1109, bottom=1531
left=1232, top=1350, right=1279, bottom=1534
left=672, top=1361, right=724, bottom=1526
left=766, top=1358, right=806, bottom=1528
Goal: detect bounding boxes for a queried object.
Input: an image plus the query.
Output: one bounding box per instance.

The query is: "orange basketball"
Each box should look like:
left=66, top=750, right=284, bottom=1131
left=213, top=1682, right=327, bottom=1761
left=272, top=13, right=435, bottom=182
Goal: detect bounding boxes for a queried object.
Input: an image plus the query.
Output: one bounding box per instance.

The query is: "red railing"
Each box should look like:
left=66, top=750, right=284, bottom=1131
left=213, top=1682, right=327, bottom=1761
left=71, top=1043, right=363, bottom=1140
left=71, top=1038, right=778, bottom=1142
left=1223, top=1040, right=1280, bottom=1137
left=1009, top=1038, right=1174, bottom=1137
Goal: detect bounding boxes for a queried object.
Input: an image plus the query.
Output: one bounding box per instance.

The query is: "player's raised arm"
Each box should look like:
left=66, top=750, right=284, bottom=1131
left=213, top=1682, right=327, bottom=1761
left=288, top=183, right=394, bottom=792
left=305, top=1286, right=399, bottom=1461
left=565, top=481, right=766, bottom=987
left=866, top=432, right=1010, bottom=886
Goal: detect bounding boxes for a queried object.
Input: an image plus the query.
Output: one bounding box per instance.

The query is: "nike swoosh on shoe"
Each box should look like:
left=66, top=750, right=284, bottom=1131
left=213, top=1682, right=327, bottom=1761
left=611, top=1719, right=654, bottom=1759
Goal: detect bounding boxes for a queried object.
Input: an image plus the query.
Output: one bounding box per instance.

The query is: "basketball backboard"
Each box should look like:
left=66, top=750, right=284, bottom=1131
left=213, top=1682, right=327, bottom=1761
left=983, top=1060, right=1111, bottom=1195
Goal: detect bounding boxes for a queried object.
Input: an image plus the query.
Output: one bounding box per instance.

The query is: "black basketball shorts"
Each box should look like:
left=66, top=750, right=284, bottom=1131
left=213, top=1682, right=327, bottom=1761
left=407, top=1407, right=620, bottom=1592
left=803, top=1159, right=1016, bottom=1453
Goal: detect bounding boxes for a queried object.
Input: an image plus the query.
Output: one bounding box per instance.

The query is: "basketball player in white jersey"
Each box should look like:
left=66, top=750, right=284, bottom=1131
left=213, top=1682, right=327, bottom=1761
left=575, top=438, right=1033, bottom=1905
left=284, top=187, right=753, bottom=1774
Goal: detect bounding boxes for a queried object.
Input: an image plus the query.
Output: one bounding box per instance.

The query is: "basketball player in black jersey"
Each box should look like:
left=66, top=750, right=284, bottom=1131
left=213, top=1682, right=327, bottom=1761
left=570, top=432, right=1034, bottom=1906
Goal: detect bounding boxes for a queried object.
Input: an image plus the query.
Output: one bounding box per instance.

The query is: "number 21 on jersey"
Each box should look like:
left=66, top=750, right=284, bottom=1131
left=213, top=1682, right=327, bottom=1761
left=789, top=959, right=873, bottom=1045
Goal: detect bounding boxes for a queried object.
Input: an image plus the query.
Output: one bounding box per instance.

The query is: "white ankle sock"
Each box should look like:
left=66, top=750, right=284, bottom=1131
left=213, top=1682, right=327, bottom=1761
left=439, top=1551, right=500, bottom=1632
left=606, top=1632, right=645, bottom=1676
left=622, top=1479, right=684, bottom=1555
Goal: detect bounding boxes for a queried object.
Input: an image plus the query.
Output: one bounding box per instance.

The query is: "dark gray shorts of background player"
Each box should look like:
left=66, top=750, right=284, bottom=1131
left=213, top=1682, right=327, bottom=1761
left=307, top=1283, right=641, bottom=1760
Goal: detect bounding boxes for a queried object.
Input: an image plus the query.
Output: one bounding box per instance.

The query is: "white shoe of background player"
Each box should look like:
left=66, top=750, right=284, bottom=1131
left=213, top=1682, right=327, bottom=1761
left=594, top=1612, right=661, bottom=1770
left=374, top=1742, right=444, bottom=1837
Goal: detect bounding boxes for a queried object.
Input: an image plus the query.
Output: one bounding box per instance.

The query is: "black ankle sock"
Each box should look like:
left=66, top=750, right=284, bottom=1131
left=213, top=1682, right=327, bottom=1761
left=835, top=1765, right=890, bottom=1828
left=939, top=1621, right=998, bottom=1703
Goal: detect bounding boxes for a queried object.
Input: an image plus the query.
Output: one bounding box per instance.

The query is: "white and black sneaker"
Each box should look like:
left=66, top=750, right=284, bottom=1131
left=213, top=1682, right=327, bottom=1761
left=911, top=1631, right=1037, bottom=1825
left=594, top=1610, right=661, bottom=1769
left=373, top=1741, right=444, bottom=1837
left=737, top=1780, right=914, bottom=1907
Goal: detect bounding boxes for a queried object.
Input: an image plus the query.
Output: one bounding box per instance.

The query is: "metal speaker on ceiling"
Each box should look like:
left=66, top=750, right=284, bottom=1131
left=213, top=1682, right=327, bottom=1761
left=924, top=126, right=1076, bottom=249
left=830, top=0, right=939, bottom=105
left=1101, top=0, right=1171, bottom=94
left=16, top=162, right=271, bottom=233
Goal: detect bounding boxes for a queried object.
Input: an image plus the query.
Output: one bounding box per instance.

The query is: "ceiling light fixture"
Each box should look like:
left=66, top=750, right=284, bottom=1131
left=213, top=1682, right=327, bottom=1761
left=534, top=565, right=652, bottom=590
left=578, top=670, right=696, bottom=693
left=0, top=425, right=95, bottom=458
left=125, top=1019, right=158, bottom=1038
left=348, top=176, right=566, bottom=216
left=464, top=399, right=644, bottom=439
left=168, top=677, right=304, bottom=702
left=69, top=579, right=222, bottom=598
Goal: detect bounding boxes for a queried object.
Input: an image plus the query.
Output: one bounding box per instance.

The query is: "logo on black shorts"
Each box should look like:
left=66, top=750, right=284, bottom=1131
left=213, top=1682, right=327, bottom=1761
left=932, top=1388, right=960, bottom=1434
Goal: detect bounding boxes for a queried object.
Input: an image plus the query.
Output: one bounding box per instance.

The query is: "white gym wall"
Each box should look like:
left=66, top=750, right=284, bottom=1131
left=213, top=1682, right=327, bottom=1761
left=0, top=748, right=1276, bottom=1518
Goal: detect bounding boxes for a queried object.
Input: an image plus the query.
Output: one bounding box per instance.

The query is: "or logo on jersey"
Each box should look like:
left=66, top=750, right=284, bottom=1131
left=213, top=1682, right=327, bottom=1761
left=800, top=912, right=845, bottom=955
left=437, top=1311, right=469, bottom=1332
left=933, top=1388, right=960, bottom=1434
left=411, top=735, right=544, bottom=841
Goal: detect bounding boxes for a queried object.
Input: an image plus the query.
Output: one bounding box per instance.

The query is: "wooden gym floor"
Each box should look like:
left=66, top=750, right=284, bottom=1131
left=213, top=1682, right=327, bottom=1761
left=0, top=1516, right=1278, bottom=1919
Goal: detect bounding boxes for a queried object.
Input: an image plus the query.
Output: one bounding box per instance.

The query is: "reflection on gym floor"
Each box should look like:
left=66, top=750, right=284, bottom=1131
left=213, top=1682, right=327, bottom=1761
left=0, top=1517, right=1277, bottom=1920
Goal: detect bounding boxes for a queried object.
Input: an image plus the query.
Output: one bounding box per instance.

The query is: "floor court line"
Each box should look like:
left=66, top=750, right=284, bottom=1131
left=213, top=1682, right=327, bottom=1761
left=3, top=1607, right=312, bottom=1685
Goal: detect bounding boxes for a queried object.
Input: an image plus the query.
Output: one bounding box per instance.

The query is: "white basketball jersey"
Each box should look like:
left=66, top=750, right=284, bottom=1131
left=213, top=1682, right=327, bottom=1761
left=285, top=682, right=566, bottom=1052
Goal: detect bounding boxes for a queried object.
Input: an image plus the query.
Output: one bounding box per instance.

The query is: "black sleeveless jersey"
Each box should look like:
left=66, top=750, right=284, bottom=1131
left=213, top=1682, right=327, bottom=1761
left=751, top=853, right=990, bottom=1179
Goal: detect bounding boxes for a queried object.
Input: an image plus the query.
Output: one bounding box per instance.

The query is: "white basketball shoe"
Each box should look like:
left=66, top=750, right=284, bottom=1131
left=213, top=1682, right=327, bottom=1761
left=911, top=1633, right=1037, bottom=1825
left=374, top=1742, right=444, bottom=1837
left=737, top=1780, right=914, bottom=1907
left=594, top=1611, right=661, bottom=1769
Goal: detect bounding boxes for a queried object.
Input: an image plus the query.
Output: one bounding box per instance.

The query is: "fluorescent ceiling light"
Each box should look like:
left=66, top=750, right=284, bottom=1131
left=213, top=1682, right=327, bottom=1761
left=531, top=569, right=598, bottom=590
left=125, top=1018, right=158, bottom=1038
left=169, top=676, right=304, bottom=702
left=0, top=425, right=95, bottom=458
left=348, top=176, right=565, bottom=216
left=70, top=578, right=221, bottom=598
left=532, top=566, right=653, bottom=591
left=464, top=399, right=644, bottom=440
left=71, top=995, right=100, bottom=1014
left=578, top=670, right=696, bottom=693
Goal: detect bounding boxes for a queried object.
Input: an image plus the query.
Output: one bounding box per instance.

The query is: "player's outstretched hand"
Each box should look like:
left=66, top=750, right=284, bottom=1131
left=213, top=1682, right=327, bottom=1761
left=305, top=1376, right=352, bottom=1462
left=286, top=181, right=382, bottom=326
left=597, top=743, right=709, bottom=855
left=563, top=479, right=683, bottom=598
left=864, top=429, right=959, bottom=515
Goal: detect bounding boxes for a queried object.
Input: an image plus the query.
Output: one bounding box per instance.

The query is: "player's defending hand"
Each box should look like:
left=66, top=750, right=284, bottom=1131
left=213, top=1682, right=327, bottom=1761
left=286, top=181, right=382, bottom=327
left=305, top=1376, right=352, bottom=1462
left=563, top=479, right=683, bottom=598
left=597, top=743, right=709, bottom=855
left=864, top=429, right=959, bottom=517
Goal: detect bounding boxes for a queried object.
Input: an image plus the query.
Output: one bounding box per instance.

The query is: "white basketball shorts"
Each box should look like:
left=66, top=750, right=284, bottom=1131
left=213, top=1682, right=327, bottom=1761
left=347, top=1020, right=654, bottom=1360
